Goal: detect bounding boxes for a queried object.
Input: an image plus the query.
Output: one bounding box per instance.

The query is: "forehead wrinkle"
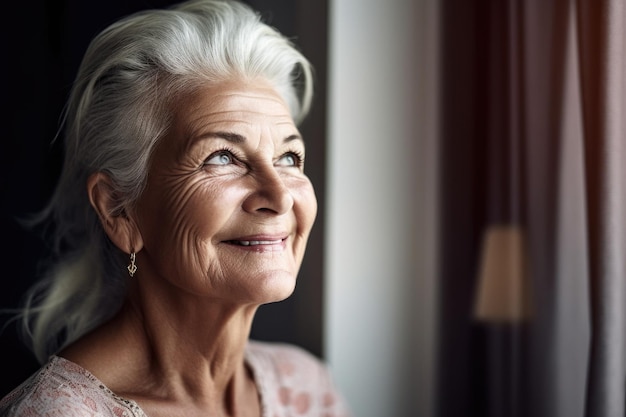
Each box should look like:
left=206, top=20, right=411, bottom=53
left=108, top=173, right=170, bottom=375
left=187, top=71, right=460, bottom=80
left=186, top=92, right=288, bottom=118
left=219, top=90, right=287, bottom=105
left=174, top=92, right=298, bottom=151
left=186, top=118, right=299, bottom=147
left=185, top=112, right=292, bottom=138
left=202, top=109, right=292, bottom=118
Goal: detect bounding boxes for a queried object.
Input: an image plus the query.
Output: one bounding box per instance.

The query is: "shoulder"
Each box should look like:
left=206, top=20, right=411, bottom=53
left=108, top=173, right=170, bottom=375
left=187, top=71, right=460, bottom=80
left=0, top=357, right=141, bottom=417
left=246, top=340, right=339, bottom=391
left=247, top=340, right=325, bottom=375
left=246, top=340, right=352, bottom=417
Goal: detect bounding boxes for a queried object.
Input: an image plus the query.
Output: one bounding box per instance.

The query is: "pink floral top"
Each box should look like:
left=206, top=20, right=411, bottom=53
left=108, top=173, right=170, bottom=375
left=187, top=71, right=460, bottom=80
left=0, top=341, right=352, bottom=417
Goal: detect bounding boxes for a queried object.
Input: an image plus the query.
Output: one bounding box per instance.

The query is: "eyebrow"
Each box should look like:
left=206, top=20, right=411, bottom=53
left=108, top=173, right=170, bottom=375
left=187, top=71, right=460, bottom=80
left=198, top=131, right=304, bottom=144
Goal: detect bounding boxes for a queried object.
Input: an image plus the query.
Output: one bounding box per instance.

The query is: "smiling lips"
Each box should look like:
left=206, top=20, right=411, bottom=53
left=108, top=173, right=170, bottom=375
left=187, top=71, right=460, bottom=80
left=225, top=236, right=288, bottom=251
left=231, top=239, right=283, bottom=246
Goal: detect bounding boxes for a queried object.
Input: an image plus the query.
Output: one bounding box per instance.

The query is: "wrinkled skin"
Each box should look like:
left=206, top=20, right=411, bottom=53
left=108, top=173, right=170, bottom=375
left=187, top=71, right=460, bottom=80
left=70, top=79, right=318, bottom=415
left=133, top=78, right=318, bottom=307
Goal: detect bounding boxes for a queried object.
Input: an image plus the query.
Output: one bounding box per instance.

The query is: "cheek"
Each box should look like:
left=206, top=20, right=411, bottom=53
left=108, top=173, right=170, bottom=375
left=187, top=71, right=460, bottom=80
left=136, top=180, right=241, bottom=288
left=138, top=179, right=224, bottom=259
left=291, top=177, right=318, bottom=234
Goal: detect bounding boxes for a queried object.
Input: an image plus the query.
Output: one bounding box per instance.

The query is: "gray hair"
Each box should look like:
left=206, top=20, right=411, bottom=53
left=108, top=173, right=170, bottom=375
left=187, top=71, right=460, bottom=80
left=19, top=0, right=314, bottom=363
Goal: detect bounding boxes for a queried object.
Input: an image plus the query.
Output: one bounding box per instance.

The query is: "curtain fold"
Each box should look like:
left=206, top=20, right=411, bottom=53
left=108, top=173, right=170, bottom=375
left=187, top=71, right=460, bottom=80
left=435, top=1, right=626, bottom=416
left=577, top=0, right=626, bottom=416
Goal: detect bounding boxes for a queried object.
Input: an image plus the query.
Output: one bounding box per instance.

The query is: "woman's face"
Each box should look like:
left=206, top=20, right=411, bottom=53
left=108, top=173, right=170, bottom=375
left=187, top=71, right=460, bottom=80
left=133, top=78, right=317, bottom=306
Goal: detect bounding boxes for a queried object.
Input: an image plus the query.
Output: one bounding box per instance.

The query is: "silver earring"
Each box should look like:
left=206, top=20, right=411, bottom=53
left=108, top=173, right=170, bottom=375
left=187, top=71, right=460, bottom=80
left=127, top=252, right=137, bottom=277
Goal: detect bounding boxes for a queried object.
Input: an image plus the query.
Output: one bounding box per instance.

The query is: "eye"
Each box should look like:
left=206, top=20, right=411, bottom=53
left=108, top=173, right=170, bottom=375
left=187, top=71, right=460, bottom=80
left=276, top=151, right=303, bottom=167
left=204, top=150, right=234, bottom=166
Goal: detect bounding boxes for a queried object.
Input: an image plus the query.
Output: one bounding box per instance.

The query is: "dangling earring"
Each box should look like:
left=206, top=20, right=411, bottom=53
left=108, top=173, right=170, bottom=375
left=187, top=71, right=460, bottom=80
left=127, top=252, right=137, bottom=277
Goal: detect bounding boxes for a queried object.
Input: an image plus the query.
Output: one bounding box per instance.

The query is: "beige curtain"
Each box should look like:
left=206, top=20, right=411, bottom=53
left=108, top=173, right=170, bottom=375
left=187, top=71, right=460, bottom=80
left=435, top=0, right=626, bottom=416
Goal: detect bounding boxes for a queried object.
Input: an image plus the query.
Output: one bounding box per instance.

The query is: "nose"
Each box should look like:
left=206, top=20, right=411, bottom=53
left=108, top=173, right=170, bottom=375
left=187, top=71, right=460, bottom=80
left=242, top=168, right=294, bottom=215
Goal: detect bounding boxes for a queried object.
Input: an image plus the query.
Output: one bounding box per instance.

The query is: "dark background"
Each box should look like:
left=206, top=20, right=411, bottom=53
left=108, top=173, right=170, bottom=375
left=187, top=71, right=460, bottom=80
left=0, top=0, right=328, bottom=396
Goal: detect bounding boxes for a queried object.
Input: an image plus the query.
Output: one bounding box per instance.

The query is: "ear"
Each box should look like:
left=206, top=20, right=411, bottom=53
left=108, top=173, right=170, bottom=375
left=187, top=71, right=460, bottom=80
left=87, top=172, right=144, bottom=254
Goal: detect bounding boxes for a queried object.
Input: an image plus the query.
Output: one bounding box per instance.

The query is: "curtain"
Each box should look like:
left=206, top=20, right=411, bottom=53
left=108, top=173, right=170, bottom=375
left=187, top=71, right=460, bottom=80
left=434, top=0, right=626, bottom=416
left=578, top=0, right=626, bottom=415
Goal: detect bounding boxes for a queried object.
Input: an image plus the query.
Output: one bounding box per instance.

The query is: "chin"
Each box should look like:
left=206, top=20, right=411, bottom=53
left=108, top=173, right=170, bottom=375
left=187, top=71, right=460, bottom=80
left=252, top=270, right=298, bottom=304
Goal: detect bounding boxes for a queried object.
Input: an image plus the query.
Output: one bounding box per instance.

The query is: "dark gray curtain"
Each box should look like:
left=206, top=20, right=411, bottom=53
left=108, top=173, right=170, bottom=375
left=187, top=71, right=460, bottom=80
left=578, top=0, right=626, bottom=415
left=435, top=0, right=626, bottom=416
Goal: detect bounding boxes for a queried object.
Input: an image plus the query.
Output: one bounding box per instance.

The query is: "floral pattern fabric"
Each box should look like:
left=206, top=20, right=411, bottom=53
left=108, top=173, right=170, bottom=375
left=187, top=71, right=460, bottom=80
left=0, top=340, right=352, bottom=417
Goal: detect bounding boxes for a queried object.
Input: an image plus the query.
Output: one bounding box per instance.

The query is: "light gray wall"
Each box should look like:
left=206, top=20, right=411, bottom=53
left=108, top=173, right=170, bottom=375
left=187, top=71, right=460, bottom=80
left=325, top=1, right=440, bottom=416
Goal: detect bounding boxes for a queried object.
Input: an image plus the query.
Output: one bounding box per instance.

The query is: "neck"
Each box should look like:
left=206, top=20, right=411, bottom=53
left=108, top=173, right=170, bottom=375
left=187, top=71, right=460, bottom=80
left=123, top=280, right=259, bottom=396
left=62, top=277, right=262, bottom=416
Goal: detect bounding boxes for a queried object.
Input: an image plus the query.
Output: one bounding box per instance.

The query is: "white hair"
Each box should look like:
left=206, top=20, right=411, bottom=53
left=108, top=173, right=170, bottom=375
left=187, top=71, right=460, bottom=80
left=17, top=0, right=314, bottom=364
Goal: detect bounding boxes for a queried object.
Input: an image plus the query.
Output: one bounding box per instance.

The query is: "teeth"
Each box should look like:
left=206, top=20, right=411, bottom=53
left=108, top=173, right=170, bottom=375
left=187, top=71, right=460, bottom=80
left=238, top=239, right=282, bottom=246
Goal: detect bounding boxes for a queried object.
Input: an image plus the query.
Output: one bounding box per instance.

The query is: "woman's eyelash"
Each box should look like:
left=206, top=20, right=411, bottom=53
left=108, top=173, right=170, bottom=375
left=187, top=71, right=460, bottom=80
left=202, top=148, right=305, bottom=167
left=203, top=147, right=240, bottom=166
left=285, top=150, right=305, bottom=166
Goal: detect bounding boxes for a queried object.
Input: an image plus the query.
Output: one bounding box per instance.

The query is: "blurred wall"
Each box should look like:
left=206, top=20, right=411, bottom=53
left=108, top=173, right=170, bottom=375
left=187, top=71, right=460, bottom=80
left=325, top=0, right=439, bottom=416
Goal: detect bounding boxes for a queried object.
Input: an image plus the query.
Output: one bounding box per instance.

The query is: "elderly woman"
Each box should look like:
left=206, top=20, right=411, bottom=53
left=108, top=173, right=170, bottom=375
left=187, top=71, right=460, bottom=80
left=0, top=1, right=351, bottom=416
